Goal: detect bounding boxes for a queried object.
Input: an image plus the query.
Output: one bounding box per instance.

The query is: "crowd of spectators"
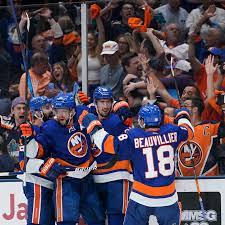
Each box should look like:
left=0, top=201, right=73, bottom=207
left=0, top=0, right=225, bottom=175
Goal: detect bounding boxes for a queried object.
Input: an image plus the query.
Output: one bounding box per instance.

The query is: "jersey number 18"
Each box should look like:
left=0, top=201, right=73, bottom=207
left=143, top=145, right=174, bottom=178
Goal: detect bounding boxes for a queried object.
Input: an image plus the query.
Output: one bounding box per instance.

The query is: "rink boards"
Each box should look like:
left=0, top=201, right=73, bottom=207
left=0, top=176, right=224, bottom=225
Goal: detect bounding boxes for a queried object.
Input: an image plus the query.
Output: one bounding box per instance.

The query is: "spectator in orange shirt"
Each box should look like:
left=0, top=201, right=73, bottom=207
left=19, top=52, right=51, bottom=99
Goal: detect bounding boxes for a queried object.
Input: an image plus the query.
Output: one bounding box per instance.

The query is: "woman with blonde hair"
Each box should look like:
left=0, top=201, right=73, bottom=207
left=116, top=33, right=138, bottom=58
left=69, top=14, right=105, bottom=99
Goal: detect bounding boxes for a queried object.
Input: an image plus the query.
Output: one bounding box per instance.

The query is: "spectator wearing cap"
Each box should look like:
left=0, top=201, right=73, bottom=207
left=207, top=47, right=225, bottom=62
left=18, top=52, right=51, bottom=99
left=155, top=0, right=189, bottom=29
left=160, top=59, right=195, bottom=97
left=0, top=34, right=12, bottom=116
left=10, top=97, right=27, bottom=126
left=100, top=40, right=125, bottom=100
left=0, top=97, right=27, bottom=165
left=189, top=34, right=225, bottom=101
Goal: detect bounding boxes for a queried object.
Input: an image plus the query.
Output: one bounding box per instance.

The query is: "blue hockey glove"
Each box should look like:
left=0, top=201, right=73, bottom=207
left=79, top=110, right=102, bottom=135
left=174, top=107, right=191, bottom=124
left=40, top=158, right=66, bottom=180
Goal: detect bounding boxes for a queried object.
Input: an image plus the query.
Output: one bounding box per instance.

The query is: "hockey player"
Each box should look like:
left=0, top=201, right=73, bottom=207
left=91, top=87, right=133, bottom=225
left=29, top=96, right=53, bottom=127
left=78, top=104, right=194, bottom=224
left=20, top=93, right=104, bottom=225
left=88, top=89, right=133, bottom=127
left=20, top=96, right=55, bottom=225
left=177, top=97, right=222, bottom=176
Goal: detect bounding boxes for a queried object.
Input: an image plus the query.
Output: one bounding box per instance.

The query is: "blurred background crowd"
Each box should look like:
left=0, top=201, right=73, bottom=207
left=0, top=0, right=225, bottom=176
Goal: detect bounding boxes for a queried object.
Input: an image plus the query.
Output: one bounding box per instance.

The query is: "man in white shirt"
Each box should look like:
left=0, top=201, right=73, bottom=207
left=155, top=0, right=189, bottom=29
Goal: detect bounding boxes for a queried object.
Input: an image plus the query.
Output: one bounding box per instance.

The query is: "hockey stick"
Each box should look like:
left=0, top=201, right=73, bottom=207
left=170, top=57, right=207, bottom=219
left=189, top=150, right=207, bottom=220
left=8, top=0, right=33, bottom=186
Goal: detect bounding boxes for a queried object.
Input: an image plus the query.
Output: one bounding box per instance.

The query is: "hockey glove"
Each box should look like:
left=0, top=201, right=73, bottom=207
left=174, top=108, right=191, bottom=125
left=113, top=101, right=133, bottom=122
left=79, top=110, right=102, bottom=135
left=20, top=123, right=34, bottom=144
left=40, top=158, right=66, bottom=180
left=77, top=91, right=90, bottom=105
left=0, top=115, right=15, bottom=130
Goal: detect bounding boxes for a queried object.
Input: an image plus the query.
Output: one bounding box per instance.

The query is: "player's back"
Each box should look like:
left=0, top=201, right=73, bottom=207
left=127, top=123, right=189, bottom=207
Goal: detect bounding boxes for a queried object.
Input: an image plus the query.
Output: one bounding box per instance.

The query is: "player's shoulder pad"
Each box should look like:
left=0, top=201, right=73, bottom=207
left=87, top=103, right=97, bottom=115
left=102, top=113, right=127, bottom=130
left=76, top=105, right=90, bottom=117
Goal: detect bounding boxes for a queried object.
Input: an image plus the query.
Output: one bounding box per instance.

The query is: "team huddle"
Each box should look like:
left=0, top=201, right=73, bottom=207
left=15, top=86, right=194, bottom=225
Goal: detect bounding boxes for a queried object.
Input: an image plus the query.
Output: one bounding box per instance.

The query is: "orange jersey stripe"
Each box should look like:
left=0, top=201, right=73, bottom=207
left=103, top=135, right=116, bottom=154
left=113, top=101, right=129, bottom=112
left=87, top=120, right=102, bottom=134
left=56, top=177, right=63, bottom=222
left=133, top=180, right=175, bottom=197
left=93, top=160, right=132, bottom=174
left=37, top=143, right=45, bottom=158
left=32, top=184, right=41, bottom=224
left=122, top=180, right=129, bottom=214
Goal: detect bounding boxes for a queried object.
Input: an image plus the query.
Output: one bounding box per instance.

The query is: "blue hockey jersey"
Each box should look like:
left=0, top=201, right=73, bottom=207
left=33, top=106, right=96, bottom=179
left=92, top=113, right=133, bottom=183
left=19, top=124, right=54, bottom=189
left=92, top=123, right=193, bottom=207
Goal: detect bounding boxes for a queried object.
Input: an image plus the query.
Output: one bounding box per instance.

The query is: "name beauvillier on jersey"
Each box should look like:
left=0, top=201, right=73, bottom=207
left=134, top=132, right=178, bottom=148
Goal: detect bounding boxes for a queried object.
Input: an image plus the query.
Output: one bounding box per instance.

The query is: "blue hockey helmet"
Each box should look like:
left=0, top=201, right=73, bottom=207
left=93, top=86, right=113, bottom=101
left=138, top=104, right=161, bottom=127
left=29, top=96, right=51, bottom=112
left=52, top=93, right=75, bottom=109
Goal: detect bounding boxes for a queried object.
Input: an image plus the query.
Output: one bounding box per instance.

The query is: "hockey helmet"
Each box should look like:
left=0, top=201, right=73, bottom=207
left=93, top=86, right=113, bottom=101
left=52, top=93, right=75, bottom=109
left=30, top=96, right=51, bottom=112
left=138, top=104, right=161, bottom=127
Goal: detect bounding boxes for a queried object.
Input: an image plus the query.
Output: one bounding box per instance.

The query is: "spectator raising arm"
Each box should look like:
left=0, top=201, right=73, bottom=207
left=145, top=28, right=165, bottom=58
left=188, top=34, right=202, bottom=74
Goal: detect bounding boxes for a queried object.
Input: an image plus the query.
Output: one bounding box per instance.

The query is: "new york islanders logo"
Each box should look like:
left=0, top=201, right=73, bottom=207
left=178, top=141, right=202, bottom=168
left=67, top=132, right=88, bottom=158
